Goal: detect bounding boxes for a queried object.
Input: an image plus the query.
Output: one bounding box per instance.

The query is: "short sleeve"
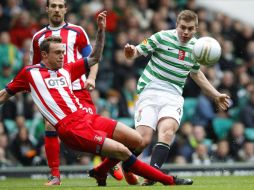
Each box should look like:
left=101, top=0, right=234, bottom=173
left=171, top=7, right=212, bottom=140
left=136, top=31, right=161, bottom=56
left=6, top=67, right=30, bottom=95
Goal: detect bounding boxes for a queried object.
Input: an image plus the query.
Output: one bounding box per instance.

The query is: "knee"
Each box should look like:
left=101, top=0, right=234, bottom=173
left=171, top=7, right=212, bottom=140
left=138, top=135, right=152, bottom=150
left=136, top=127, right=153, bottom=150
left=159, top=128, right=175, bottom=143
left=163, top=129, right=175, bottom=138
left=132, top=132, right=142, bottom=148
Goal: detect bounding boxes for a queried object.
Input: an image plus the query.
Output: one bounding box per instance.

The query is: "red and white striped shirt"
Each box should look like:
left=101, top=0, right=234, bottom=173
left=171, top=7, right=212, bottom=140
left=30, top=23, right=91, bottom=90
left=6, top=59, right=90, bottom=126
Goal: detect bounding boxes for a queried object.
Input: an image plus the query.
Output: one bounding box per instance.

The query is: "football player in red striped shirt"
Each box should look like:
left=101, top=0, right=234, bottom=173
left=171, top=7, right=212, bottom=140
left=30, top=0, right=122, bottom=185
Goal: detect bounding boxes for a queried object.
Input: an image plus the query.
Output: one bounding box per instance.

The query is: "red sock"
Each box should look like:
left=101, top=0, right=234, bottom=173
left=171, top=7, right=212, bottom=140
left=45, top=135, right=60, bottom=177
left=124, top=155, right=174, bottom=185
left=95, top=158, right=120, bottom=176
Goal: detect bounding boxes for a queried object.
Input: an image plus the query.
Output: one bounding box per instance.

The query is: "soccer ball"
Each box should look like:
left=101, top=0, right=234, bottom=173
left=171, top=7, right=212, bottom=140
left=192, top=37, right=221, bottom=66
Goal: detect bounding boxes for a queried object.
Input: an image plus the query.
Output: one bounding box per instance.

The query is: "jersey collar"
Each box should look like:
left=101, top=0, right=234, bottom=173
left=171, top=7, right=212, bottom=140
left=40, top=62, right=46, bottom=68
left=47, top=22, right=68, bottom=31
left=40, top=62, right=59, bottom=71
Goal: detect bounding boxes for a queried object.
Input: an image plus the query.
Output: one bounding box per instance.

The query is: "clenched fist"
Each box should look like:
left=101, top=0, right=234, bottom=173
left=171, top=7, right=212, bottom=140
left=124, top=43, right=136, bottom=59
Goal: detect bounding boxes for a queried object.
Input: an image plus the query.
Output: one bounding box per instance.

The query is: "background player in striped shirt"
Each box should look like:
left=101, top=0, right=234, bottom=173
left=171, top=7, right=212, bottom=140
left=124, top=10, right=230, bottom=185
left=0, top=22, right=193, bottom=186
left=30, top=0, right=122, bottom=185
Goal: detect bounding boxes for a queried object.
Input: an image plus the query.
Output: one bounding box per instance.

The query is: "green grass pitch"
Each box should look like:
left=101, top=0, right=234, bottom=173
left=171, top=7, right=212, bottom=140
left=1, top=176, right=254, bottom=190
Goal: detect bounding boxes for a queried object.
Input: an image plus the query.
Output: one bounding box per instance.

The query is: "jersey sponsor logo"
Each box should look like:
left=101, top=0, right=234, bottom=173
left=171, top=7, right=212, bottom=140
left=45, top=76, right=68, bottom=88
left=178, top=50, right=185, bottom=60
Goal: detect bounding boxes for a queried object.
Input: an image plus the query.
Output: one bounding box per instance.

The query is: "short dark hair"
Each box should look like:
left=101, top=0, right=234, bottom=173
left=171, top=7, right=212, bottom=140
left=46, top=0, right=67, bottom=7
left=40, top=36, right=62, bottom=53
left=177, top=10, right=198, bottom=27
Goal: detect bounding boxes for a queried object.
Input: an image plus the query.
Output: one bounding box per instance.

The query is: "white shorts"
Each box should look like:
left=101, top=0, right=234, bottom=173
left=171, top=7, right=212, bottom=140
left=134, top=92, right=184, bottom=130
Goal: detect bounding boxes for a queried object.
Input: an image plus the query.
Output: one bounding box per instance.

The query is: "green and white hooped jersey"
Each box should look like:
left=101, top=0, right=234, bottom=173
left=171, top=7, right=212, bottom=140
left=136, top=29, right=200, bottom=95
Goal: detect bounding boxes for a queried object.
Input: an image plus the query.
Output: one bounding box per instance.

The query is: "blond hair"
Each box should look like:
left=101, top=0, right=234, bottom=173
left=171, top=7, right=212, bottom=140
left=177, top=10, right=198, bottom=27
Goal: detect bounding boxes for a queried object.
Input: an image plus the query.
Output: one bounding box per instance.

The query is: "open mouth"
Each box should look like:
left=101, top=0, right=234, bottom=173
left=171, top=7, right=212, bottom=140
left=182, top=36, right=189, bottom=42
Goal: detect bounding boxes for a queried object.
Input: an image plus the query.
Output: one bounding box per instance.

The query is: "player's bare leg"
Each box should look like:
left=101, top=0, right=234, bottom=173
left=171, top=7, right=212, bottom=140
left=120, top=124, right=153, bottom=185
left=89, top=138, right=136, bottom=186
left=143, top=117, right=178, bottom=186
left=113, top=123, right=148, bottom=185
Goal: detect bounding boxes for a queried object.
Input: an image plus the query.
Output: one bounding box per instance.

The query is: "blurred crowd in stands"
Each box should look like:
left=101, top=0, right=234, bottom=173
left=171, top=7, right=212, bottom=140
left=0, top=0, right=254, bottom=169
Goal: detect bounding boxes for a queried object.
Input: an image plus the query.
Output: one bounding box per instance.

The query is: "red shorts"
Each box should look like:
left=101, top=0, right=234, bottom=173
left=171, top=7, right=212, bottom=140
left=73, top=89, right=96, bottom=114
left=55, top=110, right=117, bottom=154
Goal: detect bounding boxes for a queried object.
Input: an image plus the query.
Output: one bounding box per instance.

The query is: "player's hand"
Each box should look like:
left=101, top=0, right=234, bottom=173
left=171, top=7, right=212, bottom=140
left=97, top=10, right=106, bottom=30
left=214, top=94, right=231, bottom=111
left=124, top=43, right=136, bottom=59
left=84, top=78, right=96, bottom=91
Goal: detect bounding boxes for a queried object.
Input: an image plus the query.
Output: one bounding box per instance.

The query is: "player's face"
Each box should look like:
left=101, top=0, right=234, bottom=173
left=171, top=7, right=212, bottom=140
left=176, top=20, right=197, bottom=44
left=47, top=43, right=65, bottom=70
left=46, top=0, right=67, bottom=27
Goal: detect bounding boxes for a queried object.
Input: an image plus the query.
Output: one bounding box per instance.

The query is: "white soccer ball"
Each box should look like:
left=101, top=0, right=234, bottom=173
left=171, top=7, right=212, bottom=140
left=192, top=37, right=221, bottom=66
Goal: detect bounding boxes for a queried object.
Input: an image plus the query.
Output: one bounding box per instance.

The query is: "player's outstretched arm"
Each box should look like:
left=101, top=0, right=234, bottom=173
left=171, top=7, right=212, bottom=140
left=0, top=89, right=12, bottom=105
left=87, top=11, right=106, bottom=67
